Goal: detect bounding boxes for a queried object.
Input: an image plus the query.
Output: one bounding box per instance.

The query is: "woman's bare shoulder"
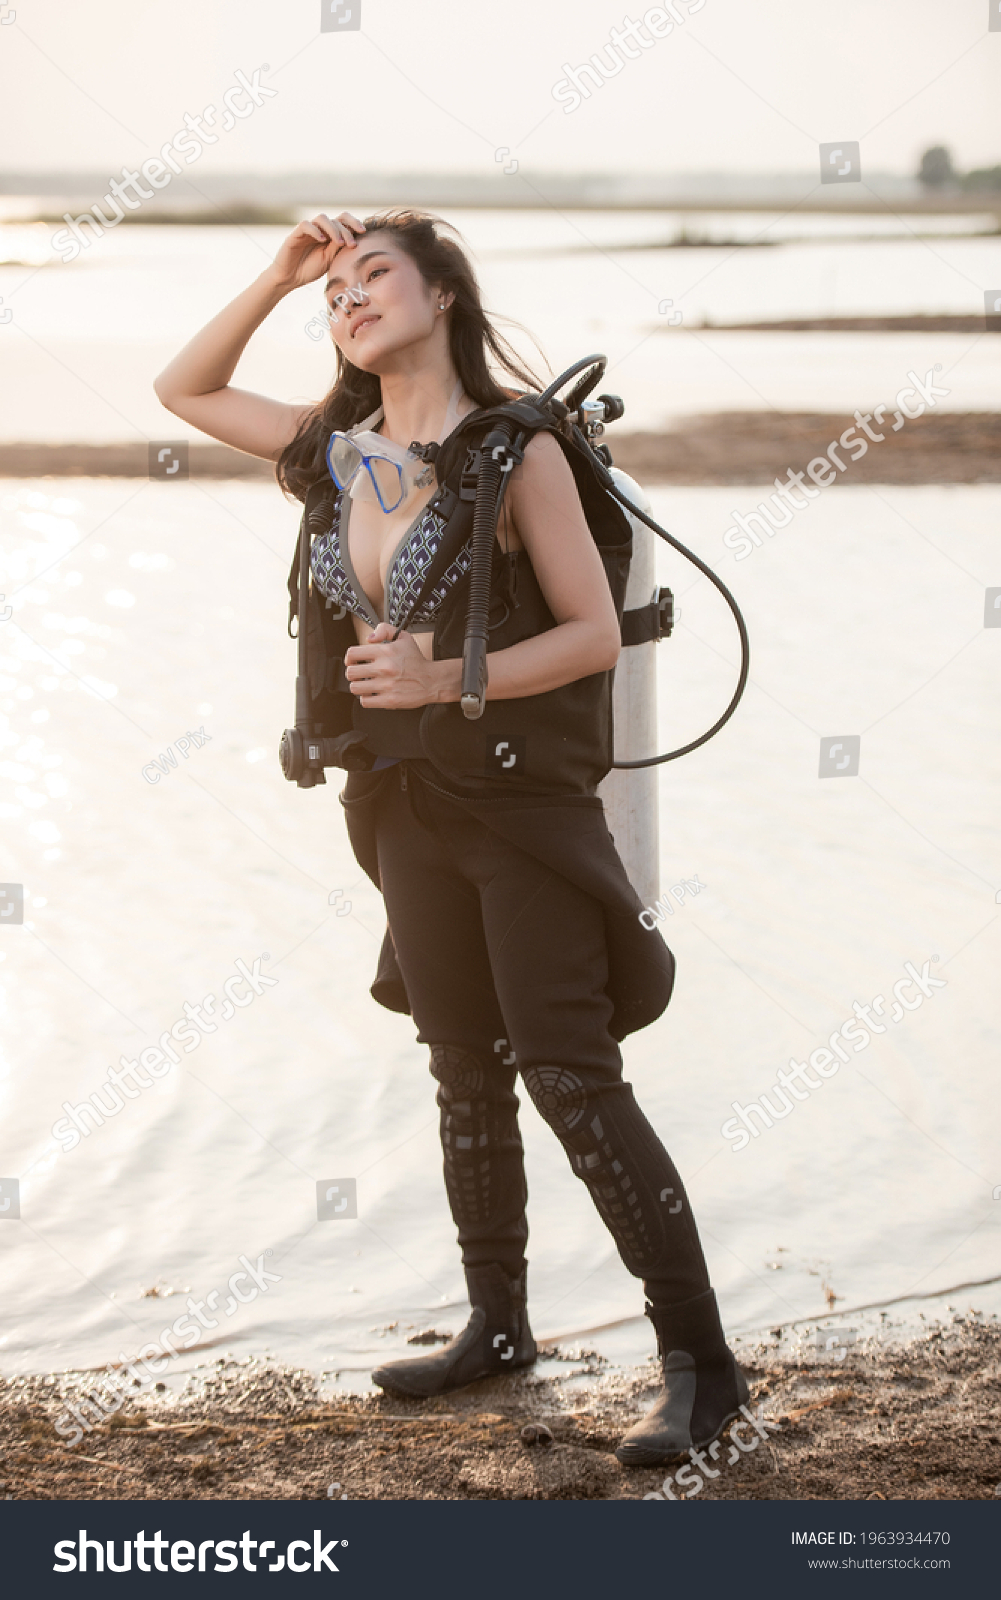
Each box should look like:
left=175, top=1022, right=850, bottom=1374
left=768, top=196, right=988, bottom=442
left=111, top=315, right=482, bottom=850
left=506, top=429, right=584, bottom=539
left=519, top=427, right=571, bottom=476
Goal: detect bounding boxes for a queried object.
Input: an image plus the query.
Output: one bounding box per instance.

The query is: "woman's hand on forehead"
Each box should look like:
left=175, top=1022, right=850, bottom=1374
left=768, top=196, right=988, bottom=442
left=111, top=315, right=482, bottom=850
left=323, top=212, right=367, bottom=250
left=267, top=211, right=367, bottom=295
left=328, top=216, right=367, bottom=260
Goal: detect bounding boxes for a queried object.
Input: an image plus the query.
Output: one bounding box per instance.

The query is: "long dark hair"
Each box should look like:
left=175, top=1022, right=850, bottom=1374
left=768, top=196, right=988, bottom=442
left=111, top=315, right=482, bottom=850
left=276, top=208, right=546, bottom=501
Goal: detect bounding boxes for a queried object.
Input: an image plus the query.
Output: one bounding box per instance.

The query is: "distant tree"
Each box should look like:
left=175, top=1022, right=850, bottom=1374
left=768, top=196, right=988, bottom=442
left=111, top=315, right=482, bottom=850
left=960, top=165, right=1001, bottom=193
left=918, top=146, right=955, bottom=187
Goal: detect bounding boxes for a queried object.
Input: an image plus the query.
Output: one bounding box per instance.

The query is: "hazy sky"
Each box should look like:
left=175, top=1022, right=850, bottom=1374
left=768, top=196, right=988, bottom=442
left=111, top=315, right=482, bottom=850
left=0, top=0, right=997, bottom=178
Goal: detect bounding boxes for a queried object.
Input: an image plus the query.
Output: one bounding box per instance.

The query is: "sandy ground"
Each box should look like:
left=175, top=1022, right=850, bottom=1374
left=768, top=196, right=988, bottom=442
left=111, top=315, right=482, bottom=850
left=2, top=1318, right=998, bottom=1502
left=1, top=412, right=996, bottom=484
left=610, top=411, right=1001, bottom=485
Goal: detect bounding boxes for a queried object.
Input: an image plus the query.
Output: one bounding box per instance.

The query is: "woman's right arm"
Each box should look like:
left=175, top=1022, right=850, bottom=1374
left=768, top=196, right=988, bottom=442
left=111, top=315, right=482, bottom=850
left=153, top=211, right=365, bottom=462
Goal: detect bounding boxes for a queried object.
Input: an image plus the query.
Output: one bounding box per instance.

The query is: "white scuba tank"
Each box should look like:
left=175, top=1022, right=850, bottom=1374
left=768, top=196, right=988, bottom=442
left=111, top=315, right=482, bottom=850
left=596, top=468, right=661, bottom=910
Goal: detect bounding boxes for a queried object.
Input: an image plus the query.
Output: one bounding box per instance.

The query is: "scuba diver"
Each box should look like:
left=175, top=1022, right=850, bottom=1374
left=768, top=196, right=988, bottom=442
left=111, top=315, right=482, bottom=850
left=153, top=206, right=749, bottom=1468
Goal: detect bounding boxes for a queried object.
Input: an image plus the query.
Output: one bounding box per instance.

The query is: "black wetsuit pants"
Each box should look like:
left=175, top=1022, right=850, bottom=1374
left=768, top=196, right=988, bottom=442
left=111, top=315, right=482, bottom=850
left=371, top=759, right=711, bottom=1307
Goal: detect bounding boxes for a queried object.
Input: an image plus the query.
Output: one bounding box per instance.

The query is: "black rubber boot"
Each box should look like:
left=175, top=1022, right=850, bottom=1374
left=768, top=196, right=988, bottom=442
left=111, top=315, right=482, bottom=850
left=371, top=1262, right=537, bottom=1399
left=615, top=1288, right=750, bottom=1466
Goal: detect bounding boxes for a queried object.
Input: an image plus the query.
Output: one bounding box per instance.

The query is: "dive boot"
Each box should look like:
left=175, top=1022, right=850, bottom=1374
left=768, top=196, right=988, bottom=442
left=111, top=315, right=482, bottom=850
left=371, top=1262, right=537, bottom=1399
left=615, top=1288, right=750, bottom=1466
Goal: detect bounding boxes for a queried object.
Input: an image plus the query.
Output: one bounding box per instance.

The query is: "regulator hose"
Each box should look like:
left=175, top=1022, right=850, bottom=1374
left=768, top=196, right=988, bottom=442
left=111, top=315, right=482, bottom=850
left=604, top=478, right=750, bottom=768
left=456, top=353, right=750, bottom=763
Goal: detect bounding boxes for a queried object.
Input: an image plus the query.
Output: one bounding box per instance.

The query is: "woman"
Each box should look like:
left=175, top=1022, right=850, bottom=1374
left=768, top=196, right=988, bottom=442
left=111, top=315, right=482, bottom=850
left=154, top=207, right=748, bottom=1468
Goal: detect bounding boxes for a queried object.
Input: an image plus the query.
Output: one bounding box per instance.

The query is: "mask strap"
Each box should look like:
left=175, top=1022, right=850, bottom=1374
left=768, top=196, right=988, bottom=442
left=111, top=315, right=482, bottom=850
left=350, top=405, right=385, bottom=436
left=441, top=379, right=465, bottom=441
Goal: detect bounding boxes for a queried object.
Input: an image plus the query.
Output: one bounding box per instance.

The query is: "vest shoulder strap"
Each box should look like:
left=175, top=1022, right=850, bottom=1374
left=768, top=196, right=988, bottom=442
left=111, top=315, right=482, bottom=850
left=287, top=477, right=336, bottom=633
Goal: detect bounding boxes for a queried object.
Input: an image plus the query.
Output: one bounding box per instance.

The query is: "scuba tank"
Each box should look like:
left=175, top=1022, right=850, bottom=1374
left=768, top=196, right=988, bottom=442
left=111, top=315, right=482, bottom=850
left=279, top=355, right=749, bottom=794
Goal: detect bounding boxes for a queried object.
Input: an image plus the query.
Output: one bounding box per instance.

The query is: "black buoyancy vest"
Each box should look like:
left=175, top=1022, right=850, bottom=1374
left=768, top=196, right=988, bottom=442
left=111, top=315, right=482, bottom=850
left=287, top=401, right=633, bottom=797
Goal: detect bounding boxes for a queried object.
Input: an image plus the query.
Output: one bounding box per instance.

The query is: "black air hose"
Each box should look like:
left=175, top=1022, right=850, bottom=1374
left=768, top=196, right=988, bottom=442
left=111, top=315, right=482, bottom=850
left=603, top=480, right=750, bottom=767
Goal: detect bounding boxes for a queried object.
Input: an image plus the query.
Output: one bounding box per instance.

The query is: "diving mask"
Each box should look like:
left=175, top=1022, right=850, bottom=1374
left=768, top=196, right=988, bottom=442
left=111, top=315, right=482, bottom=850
left=326, top=383, right=467, bottom=514
left=326, top=429, right=434, bottom=514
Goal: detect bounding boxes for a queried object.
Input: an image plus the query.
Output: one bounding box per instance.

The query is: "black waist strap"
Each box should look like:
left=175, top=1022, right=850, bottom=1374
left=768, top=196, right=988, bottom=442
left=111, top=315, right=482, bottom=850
left=340, top=586, right=673, bottom=767
left=621, top=587, right=674, bottom=647
left=352, top=702, right=426, bottom=757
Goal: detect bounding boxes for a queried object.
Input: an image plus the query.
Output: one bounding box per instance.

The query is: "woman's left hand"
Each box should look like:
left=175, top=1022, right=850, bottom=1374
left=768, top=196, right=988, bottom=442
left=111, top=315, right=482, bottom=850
left=344, top=623, right=437, bottom=709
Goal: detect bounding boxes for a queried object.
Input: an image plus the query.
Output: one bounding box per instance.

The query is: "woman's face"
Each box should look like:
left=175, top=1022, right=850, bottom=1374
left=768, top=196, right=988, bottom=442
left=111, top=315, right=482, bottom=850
left=323, top=231, right=443, bottom=370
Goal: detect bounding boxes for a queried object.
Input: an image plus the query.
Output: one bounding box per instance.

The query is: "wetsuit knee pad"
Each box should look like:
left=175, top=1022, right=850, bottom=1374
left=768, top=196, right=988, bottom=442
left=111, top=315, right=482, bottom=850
left=521, top=1066, right=663, bottom=1274
left=428, top=1042, right=488, bottom=1098
left=428, top=1043, right=507, bottom=1229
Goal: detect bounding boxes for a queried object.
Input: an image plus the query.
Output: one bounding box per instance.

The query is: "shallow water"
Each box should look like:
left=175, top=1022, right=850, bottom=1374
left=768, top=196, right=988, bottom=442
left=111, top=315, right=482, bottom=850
left=0, top=211, right=997, bottom=446
left=1, top=476, right=998, bottom=1385
left=1, top=205, right=998, bottom=1384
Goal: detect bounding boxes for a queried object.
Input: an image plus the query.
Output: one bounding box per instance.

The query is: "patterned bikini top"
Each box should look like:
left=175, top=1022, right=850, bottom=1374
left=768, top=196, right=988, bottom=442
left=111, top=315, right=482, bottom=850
left=310, top=485, right=474, bottom=633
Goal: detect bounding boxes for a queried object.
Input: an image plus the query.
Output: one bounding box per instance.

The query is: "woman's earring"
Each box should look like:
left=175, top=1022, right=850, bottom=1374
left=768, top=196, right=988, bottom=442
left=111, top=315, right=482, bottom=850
left=438, top=300, right=446, bottom=310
